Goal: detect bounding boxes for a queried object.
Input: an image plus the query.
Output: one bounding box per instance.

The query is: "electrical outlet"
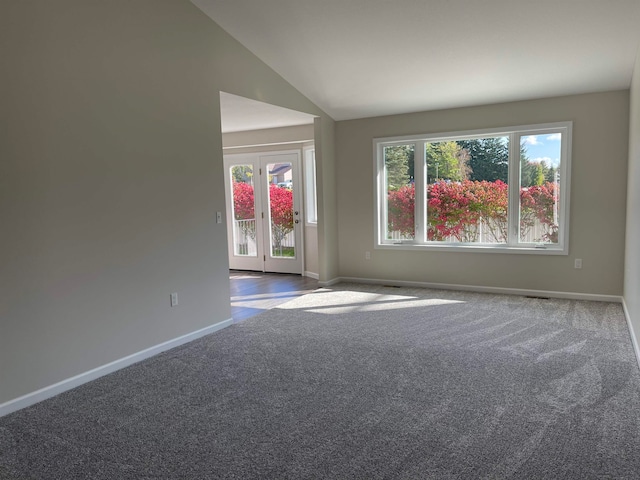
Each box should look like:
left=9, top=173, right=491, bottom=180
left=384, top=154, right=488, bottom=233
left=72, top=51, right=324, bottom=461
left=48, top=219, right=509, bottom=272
left=216, top=211, right=222, bottom=224
left=365, top=251, right=371, bottom=260
left=574, top=259, right=582, bottom=269
left=170, top=292, right=178, bottom=307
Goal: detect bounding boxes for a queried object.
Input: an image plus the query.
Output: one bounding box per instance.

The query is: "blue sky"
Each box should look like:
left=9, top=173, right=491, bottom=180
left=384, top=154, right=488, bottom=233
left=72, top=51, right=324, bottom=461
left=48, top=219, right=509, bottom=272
left=522, top=133, right=562, bottom=167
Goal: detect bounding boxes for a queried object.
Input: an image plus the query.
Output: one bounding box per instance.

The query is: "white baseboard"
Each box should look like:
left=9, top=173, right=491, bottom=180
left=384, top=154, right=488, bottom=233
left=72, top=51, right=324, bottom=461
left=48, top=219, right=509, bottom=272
left=318, top=277, right=341, bottom=287
left=622, top=298, right=640, bottom=371
left=304, top=271, right=319, bottom=280
left=336, top=276, right=623, bottom=303
left=0, top=318, right=233, bottom=418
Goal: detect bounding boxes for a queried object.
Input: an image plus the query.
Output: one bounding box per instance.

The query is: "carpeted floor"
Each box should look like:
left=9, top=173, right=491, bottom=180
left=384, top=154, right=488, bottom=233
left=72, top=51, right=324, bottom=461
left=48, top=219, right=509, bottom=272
left=2, top=283, right=640, bottom=479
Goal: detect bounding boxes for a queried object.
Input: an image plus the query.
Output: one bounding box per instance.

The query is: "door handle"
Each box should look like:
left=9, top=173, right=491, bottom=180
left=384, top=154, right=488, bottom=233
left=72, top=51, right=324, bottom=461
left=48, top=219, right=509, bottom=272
left=295, top=219, right=299, bottom=224
left=294, top=211, right=299, bottom=215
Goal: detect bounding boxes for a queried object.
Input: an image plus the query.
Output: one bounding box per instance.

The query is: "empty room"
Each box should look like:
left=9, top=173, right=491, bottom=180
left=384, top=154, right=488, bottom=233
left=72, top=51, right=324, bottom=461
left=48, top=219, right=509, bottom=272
left=2, top=0, right=640, bottom=478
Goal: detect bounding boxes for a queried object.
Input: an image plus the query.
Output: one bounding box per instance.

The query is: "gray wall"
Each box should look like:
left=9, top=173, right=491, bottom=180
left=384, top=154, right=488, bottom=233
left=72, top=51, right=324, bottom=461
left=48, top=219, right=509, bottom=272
left=0, top=0, right=334, bottom=405
left=222, top=124, right=314, bottom=149
left=335, top=91, right=629, bottom=295
left=624, top=49, right=640, bottom=346
left=316, top=116, right=339, bottom=283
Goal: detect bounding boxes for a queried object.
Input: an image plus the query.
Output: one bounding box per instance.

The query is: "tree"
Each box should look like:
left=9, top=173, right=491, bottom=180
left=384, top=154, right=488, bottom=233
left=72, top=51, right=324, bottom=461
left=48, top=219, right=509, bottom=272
left=426, top=141, right=470, bottom=183
left=269, top=184, right=294, bottom=251
left=520, top=145, right=535, bottom=187
left=231, top=165, right=253, bottom=184
left=544, top=164, right=558, bottom=183
left=458, top=138, right=509, bottom=183
left=533, top=163, right=545, bottom=186
left=384, top=145, right=412, bottom=189
left=521, top=150, right=558, bottom=187
left=522, top=161, right=550, bottom=187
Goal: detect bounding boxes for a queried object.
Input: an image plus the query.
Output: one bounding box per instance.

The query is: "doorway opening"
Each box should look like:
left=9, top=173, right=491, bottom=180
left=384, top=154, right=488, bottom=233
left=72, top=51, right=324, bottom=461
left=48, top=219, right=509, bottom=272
left=219, top=92, right=319, bottom=299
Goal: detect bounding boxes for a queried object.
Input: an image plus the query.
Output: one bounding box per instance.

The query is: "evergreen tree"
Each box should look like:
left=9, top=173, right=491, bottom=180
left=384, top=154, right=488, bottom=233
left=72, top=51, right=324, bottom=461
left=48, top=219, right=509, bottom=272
left=520, top=145, right=535, bottom=187
left=458, top=137, right=509, bottom=183
left=533, top=163, right=545, bottom=186
left=545, top=164, right=558, bottom=183
left=384, top=145, right=412, bottom=189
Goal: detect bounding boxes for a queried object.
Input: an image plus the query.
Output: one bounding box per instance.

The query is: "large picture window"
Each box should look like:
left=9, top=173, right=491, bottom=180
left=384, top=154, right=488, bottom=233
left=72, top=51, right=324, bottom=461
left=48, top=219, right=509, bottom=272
left=375, top=122, right=571, bottom=254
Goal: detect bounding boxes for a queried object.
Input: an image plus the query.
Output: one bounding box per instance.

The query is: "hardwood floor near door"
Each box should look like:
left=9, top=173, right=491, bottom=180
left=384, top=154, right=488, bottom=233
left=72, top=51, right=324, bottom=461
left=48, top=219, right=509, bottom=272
left=230, top=270, right=318, bottom=322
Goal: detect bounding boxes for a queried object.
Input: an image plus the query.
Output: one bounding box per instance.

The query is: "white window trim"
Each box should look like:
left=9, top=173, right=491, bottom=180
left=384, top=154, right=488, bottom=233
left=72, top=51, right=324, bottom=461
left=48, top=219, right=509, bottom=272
left=374, top=121, right=572, bottom=255
left=303, top=146, right=317, bottom=226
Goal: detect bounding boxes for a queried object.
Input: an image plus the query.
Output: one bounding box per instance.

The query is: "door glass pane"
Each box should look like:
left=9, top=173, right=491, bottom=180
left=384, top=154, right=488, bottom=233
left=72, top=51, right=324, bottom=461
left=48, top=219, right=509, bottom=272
left=427, top=137, right=509, bottom=243
left=230, top=165, right=257, bottom=256
left=266, top=162, right=295, bottom=258
left=519, top=133, right=561, bottom=244
left=385, top=144, right=415, bottom=241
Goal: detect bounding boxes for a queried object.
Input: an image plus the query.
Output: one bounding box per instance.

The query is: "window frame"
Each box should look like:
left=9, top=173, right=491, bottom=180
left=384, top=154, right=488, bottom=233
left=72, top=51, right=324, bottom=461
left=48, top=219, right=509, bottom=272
left=374, top=121, right=572, bottom=255
left=304, top=146, right=318, bottom=225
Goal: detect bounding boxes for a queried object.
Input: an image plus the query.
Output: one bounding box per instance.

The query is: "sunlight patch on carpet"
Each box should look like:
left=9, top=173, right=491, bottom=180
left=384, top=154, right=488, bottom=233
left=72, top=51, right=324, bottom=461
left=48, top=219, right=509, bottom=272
left=276, top=289, right=464, bottom=314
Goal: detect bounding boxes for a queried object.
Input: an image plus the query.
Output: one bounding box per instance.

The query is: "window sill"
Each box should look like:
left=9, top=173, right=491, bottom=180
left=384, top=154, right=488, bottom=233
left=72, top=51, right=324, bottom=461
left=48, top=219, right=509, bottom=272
left=375, top=243, right=567, bottom=255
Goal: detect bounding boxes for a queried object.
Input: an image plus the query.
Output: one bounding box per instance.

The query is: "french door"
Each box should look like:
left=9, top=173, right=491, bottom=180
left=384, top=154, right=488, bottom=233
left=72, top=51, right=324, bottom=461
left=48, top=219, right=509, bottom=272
left=223, top=151, right=303, bottom=274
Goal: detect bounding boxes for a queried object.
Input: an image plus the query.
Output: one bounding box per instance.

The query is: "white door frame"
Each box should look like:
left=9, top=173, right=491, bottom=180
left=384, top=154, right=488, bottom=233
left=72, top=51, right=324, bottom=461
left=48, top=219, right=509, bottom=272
left=223, top=150, right=304, bottom=274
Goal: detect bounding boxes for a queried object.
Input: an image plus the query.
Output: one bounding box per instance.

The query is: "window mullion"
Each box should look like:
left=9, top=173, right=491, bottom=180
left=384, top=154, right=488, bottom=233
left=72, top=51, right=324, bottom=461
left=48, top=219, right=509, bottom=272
left=507, top=133, right=520, bottom=245
left=414, top=141, right=426, bottom=243
left=378, top=142, right=388, bottom=244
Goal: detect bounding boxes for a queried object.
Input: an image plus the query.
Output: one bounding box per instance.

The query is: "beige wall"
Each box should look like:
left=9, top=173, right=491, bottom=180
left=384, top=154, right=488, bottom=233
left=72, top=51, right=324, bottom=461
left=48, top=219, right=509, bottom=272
left=0, top=0, right=334, bottom=405
left=624, top=49, right=640, bottom=346
left=335, top=91, right=629, bottom=295
left=304, top=225, right=319, bottom=276
left=222, top=124, right=314, bottom=149
left=316, top=116, right=339, bottom=283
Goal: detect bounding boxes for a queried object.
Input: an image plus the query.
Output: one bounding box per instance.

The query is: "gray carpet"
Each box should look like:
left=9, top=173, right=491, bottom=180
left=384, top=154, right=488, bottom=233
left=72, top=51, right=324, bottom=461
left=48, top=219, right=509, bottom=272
left=2, top=283, right=640, bottom=479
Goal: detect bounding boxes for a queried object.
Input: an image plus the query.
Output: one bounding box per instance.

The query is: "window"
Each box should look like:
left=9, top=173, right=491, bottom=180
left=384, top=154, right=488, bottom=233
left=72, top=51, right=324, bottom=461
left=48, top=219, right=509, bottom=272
left=375, top=122, right=571, bottom=254
left=304, top=147, right=317, bottom=224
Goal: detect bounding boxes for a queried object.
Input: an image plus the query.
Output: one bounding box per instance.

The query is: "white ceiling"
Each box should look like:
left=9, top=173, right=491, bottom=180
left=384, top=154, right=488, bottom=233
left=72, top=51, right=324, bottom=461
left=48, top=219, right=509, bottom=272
left=196, top=0, right=640, bottom=122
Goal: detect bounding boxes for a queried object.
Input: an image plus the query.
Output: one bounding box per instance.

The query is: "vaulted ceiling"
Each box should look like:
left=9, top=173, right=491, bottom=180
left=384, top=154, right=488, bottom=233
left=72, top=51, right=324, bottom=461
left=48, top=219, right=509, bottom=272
left=195, top=0, right=640, bottom=122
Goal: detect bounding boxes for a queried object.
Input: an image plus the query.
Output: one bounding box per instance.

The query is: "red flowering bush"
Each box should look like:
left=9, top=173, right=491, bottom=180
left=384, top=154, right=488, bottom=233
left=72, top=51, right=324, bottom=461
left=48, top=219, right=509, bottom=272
left=233, top=182, right=255, bottom=220
left=232, top=182, right=294, bottom=248
left=520, top=183, right=559, bottom=242
left=427, top=180, right=508, bottom=242
left=233, top=181, right=257, bottom=243
left=387, top=184, right=415, bottom=238
left=387, top=181, right=558, bottom=243
left=269, top=184, right=294, bottom=249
